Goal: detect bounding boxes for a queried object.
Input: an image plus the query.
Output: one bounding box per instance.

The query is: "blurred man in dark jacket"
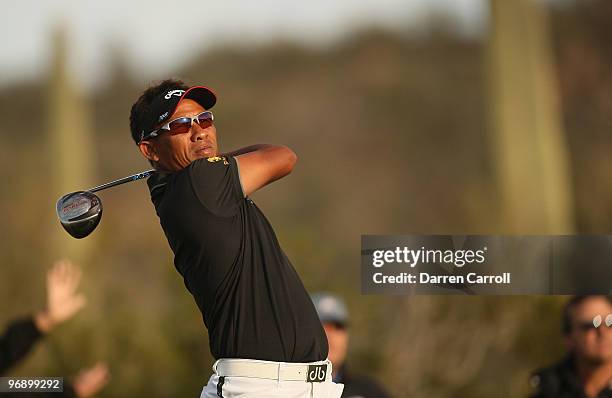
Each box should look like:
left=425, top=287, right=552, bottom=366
left=530, top=295, right=612, bottom=398
left=0, top=260, right=109, bottom=397
left=311, top=292, right=391, bottom=398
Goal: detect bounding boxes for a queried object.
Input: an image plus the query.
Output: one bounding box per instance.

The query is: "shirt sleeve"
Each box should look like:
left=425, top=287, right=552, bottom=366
left=0, top=317, right=43, bottom=375
left=188, top=156, right=244, bottom=217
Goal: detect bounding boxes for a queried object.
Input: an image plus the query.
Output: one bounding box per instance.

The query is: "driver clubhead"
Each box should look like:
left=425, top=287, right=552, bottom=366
left=56, top=191, right=103, bottom=239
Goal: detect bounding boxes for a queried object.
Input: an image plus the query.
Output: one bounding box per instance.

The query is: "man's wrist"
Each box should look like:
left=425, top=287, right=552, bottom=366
left=33, top=311, right=56, bottom=333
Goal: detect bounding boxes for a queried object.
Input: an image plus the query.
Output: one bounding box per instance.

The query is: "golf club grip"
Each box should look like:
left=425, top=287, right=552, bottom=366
left=88, top=170, right=155, bottom=193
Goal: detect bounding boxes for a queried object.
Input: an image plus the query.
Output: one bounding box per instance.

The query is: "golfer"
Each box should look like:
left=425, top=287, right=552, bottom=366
left=130, top=79, right=343, bottom=397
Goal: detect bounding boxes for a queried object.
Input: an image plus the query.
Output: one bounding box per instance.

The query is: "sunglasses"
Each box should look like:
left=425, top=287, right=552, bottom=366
left=141, top=111, right=214, bottom=142
left=575, top=321, right=612, bottom=332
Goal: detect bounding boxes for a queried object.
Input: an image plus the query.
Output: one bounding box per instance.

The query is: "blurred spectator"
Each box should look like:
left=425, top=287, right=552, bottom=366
left=0, top=259, right=109, bottom=397
left=530, top=295, right=612, bottom=398
left=311, top=292, right=390, bottom=398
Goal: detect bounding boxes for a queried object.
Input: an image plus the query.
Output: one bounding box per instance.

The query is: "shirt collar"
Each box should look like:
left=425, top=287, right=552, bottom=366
left=146, top=170, right=171, bottom=197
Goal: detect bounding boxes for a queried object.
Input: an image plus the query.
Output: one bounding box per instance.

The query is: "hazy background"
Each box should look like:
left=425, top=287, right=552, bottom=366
left=1, top=0, right=612, bottom=397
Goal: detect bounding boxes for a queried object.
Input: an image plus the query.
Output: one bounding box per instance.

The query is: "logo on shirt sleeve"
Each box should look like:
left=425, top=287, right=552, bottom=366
left=207, top=156, right=229, bottom=165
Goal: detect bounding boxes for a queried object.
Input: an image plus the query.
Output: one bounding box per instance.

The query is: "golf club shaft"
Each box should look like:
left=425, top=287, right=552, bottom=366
left=88, top=170, right=155, bottom=193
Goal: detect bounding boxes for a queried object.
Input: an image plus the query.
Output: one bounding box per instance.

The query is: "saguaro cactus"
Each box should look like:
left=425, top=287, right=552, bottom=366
left=488, top=0, right=574, bottom=233
left=48, top=28, right=96, bottom=260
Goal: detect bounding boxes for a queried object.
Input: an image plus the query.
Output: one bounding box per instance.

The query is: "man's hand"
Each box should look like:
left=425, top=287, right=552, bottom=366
left=34, top=259, right=87, bottom=333
left=232, top=145, right=297, bottom=197
left=72, top=362, right=110, bottom=398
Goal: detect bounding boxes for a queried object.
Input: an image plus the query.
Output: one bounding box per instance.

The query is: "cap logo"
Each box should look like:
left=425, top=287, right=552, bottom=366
left=165, top=89, right=185, bottom=99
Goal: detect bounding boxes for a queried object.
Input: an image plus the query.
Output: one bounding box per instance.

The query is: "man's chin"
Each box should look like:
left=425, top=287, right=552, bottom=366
left=195, top=149, right=217, bottom=158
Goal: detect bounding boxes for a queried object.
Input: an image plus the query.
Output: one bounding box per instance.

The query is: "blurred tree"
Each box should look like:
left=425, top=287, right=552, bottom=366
left=487, top=0, right=574, bottom=233
left=47, top=28, right=96, bottom=263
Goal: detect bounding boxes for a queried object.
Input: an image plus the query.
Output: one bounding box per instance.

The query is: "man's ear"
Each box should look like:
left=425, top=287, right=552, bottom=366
left=139, top=141, right=159, bottom=162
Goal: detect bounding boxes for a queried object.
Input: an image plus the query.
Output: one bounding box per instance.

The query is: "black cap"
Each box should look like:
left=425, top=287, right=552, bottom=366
left=135, top=85, right=217, bottom=143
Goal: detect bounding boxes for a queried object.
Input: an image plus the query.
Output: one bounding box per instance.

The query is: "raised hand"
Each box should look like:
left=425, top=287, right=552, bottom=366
left=34, top=259, right=87, bottom=332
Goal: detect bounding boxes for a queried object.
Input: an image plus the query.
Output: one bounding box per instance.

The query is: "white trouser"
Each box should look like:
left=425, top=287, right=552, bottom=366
left=200, top=358, right=344, bottom=398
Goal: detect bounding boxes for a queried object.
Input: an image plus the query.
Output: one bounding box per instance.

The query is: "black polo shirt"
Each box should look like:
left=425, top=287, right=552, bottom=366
left=147, top=156, right=328, bottom=362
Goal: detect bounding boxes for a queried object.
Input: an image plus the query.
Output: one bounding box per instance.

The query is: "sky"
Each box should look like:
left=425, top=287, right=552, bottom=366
left=0, top=0, right=487, bottom=90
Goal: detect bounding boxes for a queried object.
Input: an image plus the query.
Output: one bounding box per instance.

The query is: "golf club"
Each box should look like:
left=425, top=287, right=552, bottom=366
left=56, top=170, right=155, bottom=239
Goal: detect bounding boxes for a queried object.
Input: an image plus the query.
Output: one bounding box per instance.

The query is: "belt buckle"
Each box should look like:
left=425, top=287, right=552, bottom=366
left=306, top=364, right=327, bottom=383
